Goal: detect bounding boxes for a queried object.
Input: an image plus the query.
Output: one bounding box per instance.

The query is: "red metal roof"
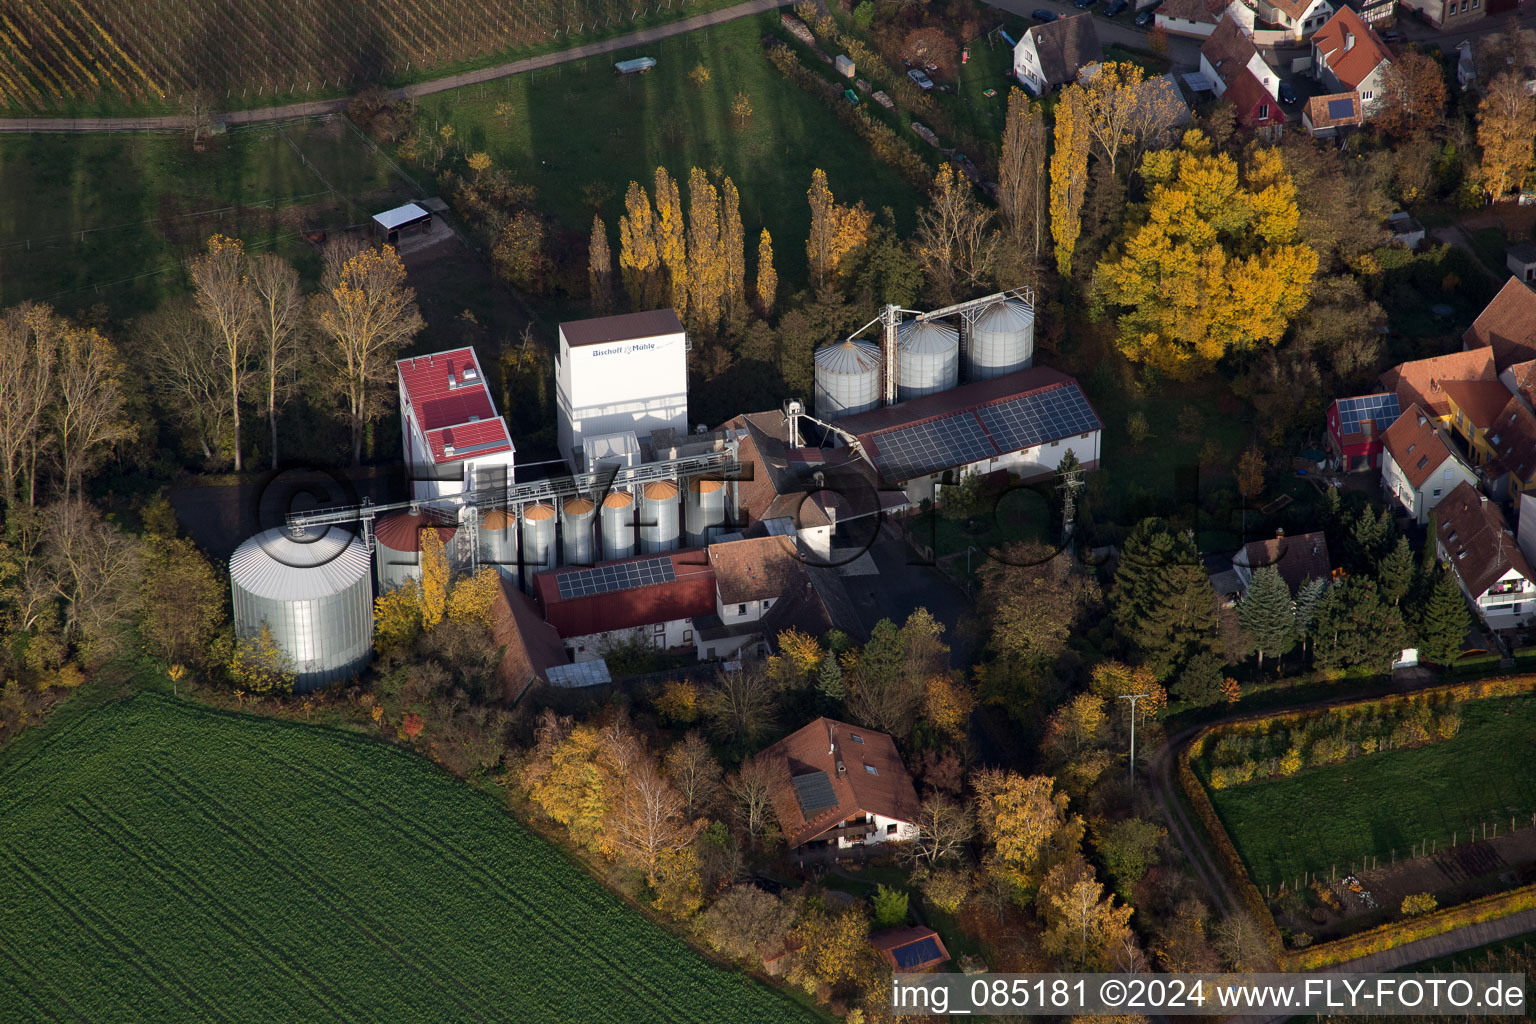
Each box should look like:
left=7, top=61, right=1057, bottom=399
left=533, top=550, right=717, bottom=639
left=397, top=347, right=512, bottom=465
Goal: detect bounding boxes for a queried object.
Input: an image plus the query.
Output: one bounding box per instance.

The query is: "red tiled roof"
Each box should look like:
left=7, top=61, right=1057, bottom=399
left=1202, top=15, right=1260, bottom=90
left=1440, top=379, right=1516, bottom=430
left=1506, top=359, right=1536, bottom=406
left=761, top=717, right=921, bottom=848
left=1312, top=7, right=1390, bottom=90
left=708, top=535, right=800, bottom=604
left=1380, top=404, right=1464, bottom=490
left=492, top=578, right=566, bottom=699
left=870, top=927, right=951, bottom=973
left=1225, top=67, right=1284, bottom=126
left=1379, top=349, right=1497, bottom=418
left=425, top=418, right=513, bottom=463
left=1304, top=92, right=1361, bottom=130
left=397, top=347, right=512, bottom=465
left=533, top=550, right=717, bottom=639
left=1436, top=481, right=1535, bottom=596
left=1485, top=396, right=1536, bottom=485
left=1234, top=530, right=1332, bottom=593
left=1463, top=278, right=1536, bottom=371
left=1268, top=0, right=1320, bottom=21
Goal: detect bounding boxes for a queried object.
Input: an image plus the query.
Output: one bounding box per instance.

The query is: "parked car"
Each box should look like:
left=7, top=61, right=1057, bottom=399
left=908, top=68, right=934, bottom=89
left=1031, top=8, right=1058, bottom=20
left=1134, top=4, right=1159, bottom=25
left=1279, top=80, right=1297, bottom=104
left=1105, top=0, right=1129, bottom=15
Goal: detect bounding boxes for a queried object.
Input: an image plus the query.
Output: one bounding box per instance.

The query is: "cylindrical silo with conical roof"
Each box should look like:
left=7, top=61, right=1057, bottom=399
left=600, top=489, right=637, bottom=561
left=479, top=508, right=517, bottom=580
left=519, top=503, right=558, bottom=589
left=814, top=338, right=881, bottom=420
left=897, top=318, right=960, bottom=400
left=640, top=480, right=680, bottom=554
left=685, top=477, right=727, bottom=548
left=373, top=511, right=456, bottom=592
left=230, top=527, right=373, bottom=692
left=968, top=298, right=1035, bottom=380
left=562, top=497, right=596, bottom=566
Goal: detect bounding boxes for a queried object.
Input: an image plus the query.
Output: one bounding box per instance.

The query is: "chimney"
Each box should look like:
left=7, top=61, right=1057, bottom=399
left=1275, top=527, right=1285, bottom=539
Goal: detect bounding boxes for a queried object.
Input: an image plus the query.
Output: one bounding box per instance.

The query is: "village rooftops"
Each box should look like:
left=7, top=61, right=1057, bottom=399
left=708, top=535, right=800, bottom=605
left=1312, top=7, right=1391, bottom=91
left=558, top=308, right=685, bottom=348
left=1441, top=379, right=1517, bottom=431
left=1381, top=404, right=1467, bottom=490
left=1484, top=396, right=1536, bottom=486
left=532, top=550, right=717, bottom=639
left=1234, top=530, right=1332, bottom=593
left=1436, top=481, right=1536, bottom=597
left=1463, top=277, right=1536, bottom=372
left=1378, top=348, right=1496, bottom=419
left=1203, top=14, right=1262, bottom=89
left=761, top=717, right=921, bottom=849
left=396, top=348, right=513, bottom=465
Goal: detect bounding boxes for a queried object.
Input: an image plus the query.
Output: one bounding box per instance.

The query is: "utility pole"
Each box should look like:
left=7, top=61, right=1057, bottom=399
left=1119, top=692, right=1149, bottom=796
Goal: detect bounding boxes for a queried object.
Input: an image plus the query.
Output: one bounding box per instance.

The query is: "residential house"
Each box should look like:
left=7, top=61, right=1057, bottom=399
left=1303, top=92, right=1363, bottom=136
left=1157, top=0, right=1257, bottom=38
left=1357, top=0, right=1398, bottom=27
left=1380, top=404, right=1479, bottom=525
left=1232, top=529, right=1333, bottom=594
left=871, top=927, right=951, bottom=973
left=1378, top=348, right=1497, bottom=423
left=1441, top=377, right=1518, bottom=456
left=1326, top=391, right=1401, bottom=471
left=1507, top=242, right=1536, bottom=284
left=762, top=718, right=922, bottom=857
left=696, top=535, right=800, bottom=660
left=1013, top=13, right=1104, bottom=95
left=1463, top=277, right=1536, bottom=372
left=532, top=550, right=718, bottom=661
left=1311, top=8, right=1392, bottom=115
left=1200, top=16, right=1285, bottom=134
left=1386, top=211, right=1426, bottom=249
left=1254, top=0, right=1334, bottom=39
left=1500, top=359, right=1536, bottom=409
left=1478, top=396, right=1536, bottom=500
left=1435, top=481, right=1536, bottom=630
left=1400, top=0, right=1484, bottom=29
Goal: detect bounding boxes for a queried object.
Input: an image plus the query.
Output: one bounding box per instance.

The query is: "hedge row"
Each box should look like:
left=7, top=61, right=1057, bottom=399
left=1280, top=884, right=1536, bottom=970
left=1176, top=674, right=1536, bottom=969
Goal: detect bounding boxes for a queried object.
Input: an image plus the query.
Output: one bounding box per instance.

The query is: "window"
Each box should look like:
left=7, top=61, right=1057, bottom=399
left=737, top=604, right=746, bottom=615
left=683, top=629, right=693, bottom=643
left=850, top=734, right=864, bottom=743
left=886, top=824, right=898, bottom=836
left=1433, top=488, right=1442, bottom=497
left=1258, top=104, right=1270, bottom=120
left=1361, top=89, right=1372, bottom=101
left=864, top=764, right=879, bottom=775
left=1050, top=440, right=1060, bottom=448
left=1460, top=0, right=1467, bottom=10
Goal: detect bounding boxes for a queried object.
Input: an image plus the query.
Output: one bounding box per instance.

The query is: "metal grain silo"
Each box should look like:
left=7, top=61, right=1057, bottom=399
left=641, top=480, right=680, bottom=553
left=601, top=489, right=637, bottom=561
left=520, top=503, right=558, bottom=589
left=230, top=527, right=373, bottom=692
left=897, top=319, right=960, bottom=399
left=814, top=338, right=881, bottom=420
left=373, top=511, right=456, bottom=592
left=479, top=508, right=517, bottom=580
left=685, top=477, right=727, bottom=547
left=968, top=298, right=1035, bottom=379
left=562, top=497, right=596, bottom=565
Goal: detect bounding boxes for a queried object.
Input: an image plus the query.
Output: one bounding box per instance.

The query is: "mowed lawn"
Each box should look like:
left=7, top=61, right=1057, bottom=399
left=0, top=694, right=824, bottom=1024
left=414, top=13, right=924, bottom=289
left=1206, top=697, right=1536, bottom=889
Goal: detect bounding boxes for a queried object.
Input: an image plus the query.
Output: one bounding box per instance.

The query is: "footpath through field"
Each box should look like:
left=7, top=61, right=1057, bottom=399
left=0, top=0, right=793, bottom=134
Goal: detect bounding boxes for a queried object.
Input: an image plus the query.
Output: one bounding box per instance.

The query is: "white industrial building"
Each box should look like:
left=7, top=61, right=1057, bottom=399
left=397, top=347, right=516, bottom=502
left=556, top=309, right=689, bottom=471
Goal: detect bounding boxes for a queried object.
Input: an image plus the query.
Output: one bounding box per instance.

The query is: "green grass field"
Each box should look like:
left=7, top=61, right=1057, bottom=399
left=1206, top=697, right=1536, bottom=889
left=411, top=14, right=924, bottom=289
left=0, top=694, right=824, bottom=1023
left=0, top=118, right=412, bottom=314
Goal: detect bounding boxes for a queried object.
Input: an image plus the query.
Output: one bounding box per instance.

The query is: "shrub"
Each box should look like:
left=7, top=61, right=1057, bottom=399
left=1401, top=893, right=1438, bottom=917
left=1278, top=748, right=1303, bottom=776
left=872, top=884, right=909, bottom=928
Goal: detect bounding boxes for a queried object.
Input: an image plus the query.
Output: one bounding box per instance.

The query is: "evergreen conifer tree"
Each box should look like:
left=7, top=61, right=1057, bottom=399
left=817, top=651, right=845, bottom=700
left=1293, top=577, right=1327, bottom=656
left=1377, top=535, right=1414, bottom=606
left=1238, top=565, right=1296, bottom=670
left=1134, top=563, right=1221, bottom=680
left=1418, top=568, right=1471, bottom=666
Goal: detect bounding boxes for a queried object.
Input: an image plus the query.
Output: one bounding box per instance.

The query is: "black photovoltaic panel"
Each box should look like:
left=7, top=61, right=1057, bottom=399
left=555, top=556, right=676, bottom=600
left=1336, top=393, right=1400, bottom=436
left=1327, top=97, right=1356, bottom=120
left=791, top=771, right=838, bottom=816
left=891, top=937, right=944, bottom=970
left=977, top=385, right=1102, bottom=454
left=871, top=413, right=995, bottom=481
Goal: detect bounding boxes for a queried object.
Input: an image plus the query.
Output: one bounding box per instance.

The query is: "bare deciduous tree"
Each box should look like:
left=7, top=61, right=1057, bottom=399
left=188, top=235, right=260, bottom=472
left=662, top=730, right=723, bottom=821
left=52, top=325, right=135, bottom=503
left=729, top=754, right=785, bottom=847
left=248, top=253, right=305, bottom=469
left=44, top=501, right=144, bottom=663
left=137, top=299, right=230, bottom=463
left=0, top=304, right=57, bottom=506
left=910, top=795, right=976, bottom=866
left=607, top=757, right=700, bottom=884
left=701, top=662, right=778, bottom=743
left=998, top=89, right=1049, bottom=261
left=915, top=165, right=996, bottom=305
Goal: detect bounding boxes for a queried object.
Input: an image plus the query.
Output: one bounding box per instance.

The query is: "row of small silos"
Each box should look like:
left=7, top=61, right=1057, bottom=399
left=813, top=297, right=1036, bottom=420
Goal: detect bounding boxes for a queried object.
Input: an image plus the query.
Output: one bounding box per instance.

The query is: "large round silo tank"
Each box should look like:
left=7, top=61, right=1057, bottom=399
left=814, top=338, right=881, bottom=420
left=520, top=503, right=558, bottom=588
left=641, top=480, right=680, bottom=553
left=230, top=527, right=373, bottom=693
left=479, top=508, right=517, bottom=580
left=373, top=511, right=456, bottom=592
left=897, top=318, right=960, bottom=400
left=600, top=489, right=637, bottom=561
left=562, top=497, right=596, bottom=565
left=685, top=477, right=727, bottom=547
left=968, top=298, right=1035, bottom=380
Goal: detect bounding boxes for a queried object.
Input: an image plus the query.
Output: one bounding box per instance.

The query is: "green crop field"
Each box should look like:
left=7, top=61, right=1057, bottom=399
left=1205, top=697, right=1536, bottom=889
left=0, top=694, right=825, bottom=1023
left=411, top=14, right=924, bottom=290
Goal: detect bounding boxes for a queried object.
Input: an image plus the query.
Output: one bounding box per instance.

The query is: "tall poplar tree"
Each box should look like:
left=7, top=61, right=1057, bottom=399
left=1049, top=85, right=1091, bottom=277
left=588, top=215, right=615, bottom=315
left=686, top=167, right=726, bottom=337
left=998, top=88, right=1048, bottom=260
left=618, top=181, right=663, bottom=309
left=720, top=176, right=747, bottom=318
left=755, top=229, right=778, bottom=316
left=654, top=166, right=689, bottom=316
left=806, top=168, right=837, bottom=290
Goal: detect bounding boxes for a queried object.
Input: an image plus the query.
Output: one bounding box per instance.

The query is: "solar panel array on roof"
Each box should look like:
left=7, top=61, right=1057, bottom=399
left=891, top=937, right=944, bottom=971
left=871, top=414, right=994, bottom=481
left=978, top=386, right=1101, bottom=454
left=1327, top=96, right=1356, bottom=120
left=791, top=771, right=838, bottom=816
left=554, top=556, right=676, bottom=600
left=1337, top=393, right=1401, bottom=435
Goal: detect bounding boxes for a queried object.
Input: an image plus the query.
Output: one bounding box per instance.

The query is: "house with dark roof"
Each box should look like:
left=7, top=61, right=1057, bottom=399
left=1378, top=348, right=1497, bottom=422
left=761, top=718, right=921, bottom=856
left=1380, top=404, right=1478, bottom=525
left=1232, top=530, right=1332, bottom=594
left=836, top=366, right=1102, bottom=505
left=1012, top=13, right=1104, bottom=95
left=396, top=348, right=515, bottom=501
left=492, top=579, right=568, bottom=701
left=1310, top=8, right=1392, bottom=115
left=1464, top=278, right=1536, bottom=372
left=1302, top=92, right=1363, bottom=137
left=1478, top=397, right=1536, bottom=501
left=532, top=550, right=717, bottom=661
left=1435, top=481, right=1536, bottom=630
left=1254, top=0, right=1334, bottom=39
left=1157, top=0, right=1256, bottom=38
left=871, top=927, right=951, bottom=973
left=1325, top=391, right=1401, bottom=471
left=1199, top=15, right=1284, bottom=134
left=696, top=535, right=802, bottom=660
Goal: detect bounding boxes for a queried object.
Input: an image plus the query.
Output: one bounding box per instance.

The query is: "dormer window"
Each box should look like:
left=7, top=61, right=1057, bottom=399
left=864, top=764, right=878, bottom=774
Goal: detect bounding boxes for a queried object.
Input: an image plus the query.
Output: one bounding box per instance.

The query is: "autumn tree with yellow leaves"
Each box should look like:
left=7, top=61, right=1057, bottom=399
left=1038, top=858, right=1135, bottom=971
left=805, top=168, right=874, bottom=292
left=588, top=215, right=615, bottom=315
left=686, top=167, right=726, bottom=336
left=1049, top=86, right=1091, bottom=278
left=972, top=768, right=1085, bottom=902
left=618, top=181, right=664, bottom=308
left=1093, top=131, right=1318, bottom=378
left=720, top=177, right=747, bottom=318
left=654, top=167, right=689, bottom=315
left=1476, top=72, right=1536, bottom=200
left=755, top=228, right=778, bottom=315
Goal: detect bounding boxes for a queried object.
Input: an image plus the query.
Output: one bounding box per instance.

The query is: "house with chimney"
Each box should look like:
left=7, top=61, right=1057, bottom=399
left=1199, top=15, right=1285, bottom=136
left=1310, top=8, right=1392, bottom=116
left=761, top=718, right=921, bottom=859
left=1012, top=13, right=1105, bottom=96
left=1435, top=481, right=1536, bottom=630
left=1380, top=404, right=1478, bottom=525
left=1231, top=530, right=1333, bottom=595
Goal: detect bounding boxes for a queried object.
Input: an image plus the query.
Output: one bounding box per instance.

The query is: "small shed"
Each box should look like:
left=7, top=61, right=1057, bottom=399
left=835, top=54, right=855, bottom=78
left=1386, top=211, right=1424, bottom=250
left=372, top=203, right=433, bottom=246
left=1506, top=241, right=1536, bottom=284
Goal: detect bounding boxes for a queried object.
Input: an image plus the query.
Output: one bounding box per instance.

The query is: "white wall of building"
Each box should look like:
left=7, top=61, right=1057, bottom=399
left=399, top=395, right=516, bottom=503
left=1438, top=539, right=1536, bottom=630
left=556, top=327, right=688, bottom=468
left=900, top=429, right=1101, bottom=505
left=1382, top=452, right=1477, bottom=525
left=566, top=618, right=697, bottom=661
left=825, top=812, right=920, bottom=850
